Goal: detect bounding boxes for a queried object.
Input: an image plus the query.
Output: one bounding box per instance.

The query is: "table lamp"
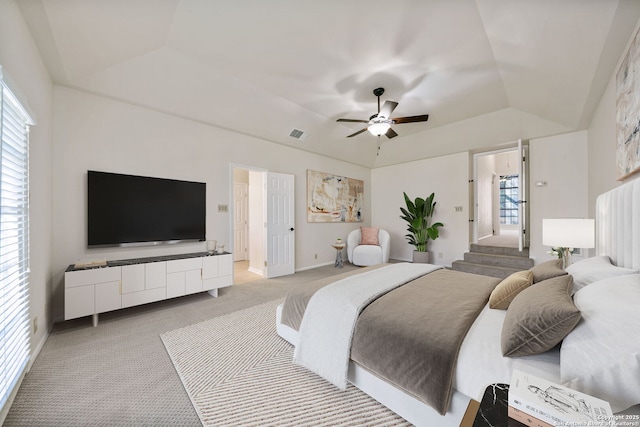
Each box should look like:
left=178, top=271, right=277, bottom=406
left=542, top=218, right=595, bottom=268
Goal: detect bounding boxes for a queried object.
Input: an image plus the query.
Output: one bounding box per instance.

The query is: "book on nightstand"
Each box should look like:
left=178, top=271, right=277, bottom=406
left=508, top=370, right=614, bottom=427
left=508, top=405, right=553, bottom=427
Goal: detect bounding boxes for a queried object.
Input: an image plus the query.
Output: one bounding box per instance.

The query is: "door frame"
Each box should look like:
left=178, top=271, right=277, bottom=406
left=471, top=141, right=529, bottom=248
left=229, top=163, right=268, bottom=276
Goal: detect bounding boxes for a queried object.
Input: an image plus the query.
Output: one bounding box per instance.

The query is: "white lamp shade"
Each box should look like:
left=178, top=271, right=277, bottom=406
left=542, top=218, right=595, bottom=248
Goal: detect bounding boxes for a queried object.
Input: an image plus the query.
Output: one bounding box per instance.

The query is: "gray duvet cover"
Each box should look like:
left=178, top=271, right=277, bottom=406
left=280, top=265, right=499, bottom=415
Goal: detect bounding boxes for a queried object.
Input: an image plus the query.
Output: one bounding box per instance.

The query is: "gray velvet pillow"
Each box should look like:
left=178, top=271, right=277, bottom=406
left=530, top=259, right=567, bottom=283
left=501, top=274, right=580, bottom=357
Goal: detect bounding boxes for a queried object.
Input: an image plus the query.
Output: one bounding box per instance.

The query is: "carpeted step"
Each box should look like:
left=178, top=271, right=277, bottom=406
left=463, top=252, right=534, bottom=270
left=469, top=243, right=529, bottom=258
left=451, top=260, right=521, bottom=280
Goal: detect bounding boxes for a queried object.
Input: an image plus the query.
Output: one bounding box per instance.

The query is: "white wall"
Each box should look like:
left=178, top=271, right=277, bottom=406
left=371, top=152, right=470, bottom=266
left=371, top=133, right=589, bottom=267
left=528, top=131, right=589, bottom=262
left=51, top=87, right=371, bottom=321
left=0, top=0, right=54, bottom=366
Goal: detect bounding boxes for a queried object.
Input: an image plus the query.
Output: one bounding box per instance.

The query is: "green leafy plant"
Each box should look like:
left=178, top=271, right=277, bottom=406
left=399, top=192, right=444, bottom=252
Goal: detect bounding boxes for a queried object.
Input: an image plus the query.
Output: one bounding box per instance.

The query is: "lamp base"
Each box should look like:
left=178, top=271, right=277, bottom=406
left=561, top=248, right=572, bottom=270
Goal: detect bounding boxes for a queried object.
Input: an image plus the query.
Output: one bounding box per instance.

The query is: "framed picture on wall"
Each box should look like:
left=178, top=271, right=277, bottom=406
left=306, top=169, right=363, bottom=223
left=616, top=25, right=640, bottom=181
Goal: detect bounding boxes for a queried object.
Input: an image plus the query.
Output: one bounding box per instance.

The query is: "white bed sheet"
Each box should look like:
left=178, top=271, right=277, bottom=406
left=454, top=304, right=561, bottom=401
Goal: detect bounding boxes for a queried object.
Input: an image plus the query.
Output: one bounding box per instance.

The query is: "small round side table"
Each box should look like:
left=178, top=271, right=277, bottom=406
left=332, top=243, right=346, bottom=268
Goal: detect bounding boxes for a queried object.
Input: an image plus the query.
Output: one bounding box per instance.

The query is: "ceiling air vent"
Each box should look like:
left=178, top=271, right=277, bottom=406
left=289, top=128, right=307, bottom=141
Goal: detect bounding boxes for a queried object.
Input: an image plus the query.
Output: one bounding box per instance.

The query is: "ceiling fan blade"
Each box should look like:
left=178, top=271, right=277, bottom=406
left=378, top=101, right=398, bottom=119
left=392, top=114, right=429, bottom=124
left=346, top=128, right=368, bottom=138
left=337, top=118, right=369, bottom=123
left=385, top=128, right=398, bottom=139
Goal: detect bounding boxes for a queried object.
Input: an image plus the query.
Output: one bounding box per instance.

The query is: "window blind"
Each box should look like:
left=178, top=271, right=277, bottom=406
left=0, top=68, right=31, bottom=413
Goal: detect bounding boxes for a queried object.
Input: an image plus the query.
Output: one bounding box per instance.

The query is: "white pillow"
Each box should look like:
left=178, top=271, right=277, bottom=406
left=565, top=255, right=638, bottom=293
left=560, top=274, right=640, bottom=412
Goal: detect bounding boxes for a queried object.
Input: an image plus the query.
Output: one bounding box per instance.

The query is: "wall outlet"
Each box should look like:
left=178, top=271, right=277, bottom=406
left=438, top=252, right=443, bottom=258
left=217, top=204, right=229, bottom=212
left=314, top=254, right=317, bottom=259
left=33, top=316, right=38, bottom=334
left=454, top=206, right=463, bottom=212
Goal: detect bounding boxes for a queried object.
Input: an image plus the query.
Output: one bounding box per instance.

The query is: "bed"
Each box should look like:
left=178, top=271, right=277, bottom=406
left=276, top=178, right=640, bottom=427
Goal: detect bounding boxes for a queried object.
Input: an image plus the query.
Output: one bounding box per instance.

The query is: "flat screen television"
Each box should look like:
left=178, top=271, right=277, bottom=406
left=87, top=170, right=206, bottom=247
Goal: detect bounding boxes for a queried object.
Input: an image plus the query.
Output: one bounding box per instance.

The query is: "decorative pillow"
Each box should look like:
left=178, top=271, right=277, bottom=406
left=530, top=259, right=567, bottom=283
left=501, top=274, right=580, bottom=357
left=360, top=227, right=379, bottom=245
left=566, top=255, right=638, bottom=293
left=489, top=270, right=533, bottom=310
left=561, top=274, right=640, bottom=412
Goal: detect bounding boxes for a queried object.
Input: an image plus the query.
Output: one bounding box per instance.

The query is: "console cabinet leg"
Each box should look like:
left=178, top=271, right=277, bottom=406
left=208, top=288, right=219, bottom=298
left=92, top=313, right=99, bottom=327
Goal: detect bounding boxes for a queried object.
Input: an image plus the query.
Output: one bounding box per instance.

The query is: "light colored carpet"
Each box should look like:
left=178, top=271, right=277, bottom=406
left=161, top=299, right=410, bottom=427
left=4, top=262, right=362, bottom=426
left=476, top=231, right=518, bottom=248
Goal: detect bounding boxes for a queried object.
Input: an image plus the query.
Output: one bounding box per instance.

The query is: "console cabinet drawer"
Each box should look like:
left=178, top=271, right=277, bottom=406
left=65, top=267, right=121, bottom=288
left=166, top=258, right=202, bottom=273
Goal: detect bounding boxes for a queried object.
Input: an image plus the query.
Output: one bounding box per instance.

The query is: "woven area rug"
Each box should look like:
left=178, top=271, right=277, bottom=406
left=160, top=299, right=410, bottom=426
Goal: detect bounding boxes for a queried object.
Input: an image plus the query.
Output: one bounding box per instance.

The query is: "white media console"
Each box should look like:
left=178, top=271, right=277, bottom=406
left=65, top=251, right=233, bottom=326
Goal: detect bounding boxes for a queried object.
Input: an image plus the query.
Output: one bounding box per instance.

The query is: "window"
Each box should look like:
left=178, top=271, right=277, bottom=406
left=0, top=66, right=33, bottom=413
left=499, top=174, right=519, bottom=225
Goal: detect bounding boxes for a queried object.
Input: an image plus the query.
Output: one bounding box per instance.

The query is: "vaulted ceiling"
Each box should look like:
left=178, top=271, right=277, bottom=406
left=18, top=0, right=640, bottom=168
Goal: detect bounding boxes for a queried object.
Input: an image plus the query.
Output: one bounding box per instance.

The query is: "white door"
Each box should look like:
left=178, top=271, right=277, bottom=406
left=233, top=182, right=248, bottom=261
left=265, top=172, right=295, bottom=278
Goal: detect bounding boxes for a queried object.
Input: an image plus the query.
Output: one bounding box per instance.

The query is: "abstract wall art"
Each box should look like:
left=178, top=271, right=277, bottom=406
left=307, top=169, right=363, bottom=222
left=616, top=25, right=640, bottom=181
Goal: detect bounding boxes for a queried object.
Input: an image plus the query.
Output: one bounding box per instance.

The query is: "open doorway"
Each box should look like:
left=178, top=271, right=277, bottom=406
left=232, top=166, right=264, bottom=284
left=231, top=166, right=296, bottom=283
left=472, top=141, right=529, bottom=250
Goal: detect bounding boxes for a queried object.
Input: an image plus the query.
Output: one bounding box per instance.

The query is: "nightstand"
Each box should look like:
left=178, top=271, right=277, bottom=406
left=459, top=383, right=527, bottom=427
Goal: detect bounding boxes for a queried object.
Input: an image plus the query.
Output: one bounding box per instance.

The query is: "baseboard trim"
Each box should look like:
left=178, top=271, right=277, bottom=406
left=29, top=328, right=50, bottom=371
left=295, top=261, right=333, bottom=272
left=247, top=266, right=263, bottom=276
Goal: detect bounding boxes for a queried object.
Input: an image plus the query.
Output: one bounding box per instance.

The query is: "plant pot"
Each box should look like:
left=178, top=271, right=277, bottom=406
left=412, top=250, right=430, bottom=264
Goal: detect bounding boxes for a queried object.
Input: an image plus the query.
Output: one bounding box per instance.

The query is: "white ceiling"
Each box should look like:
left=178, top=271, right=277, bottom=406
left=18, top=0, right=640, bottom=168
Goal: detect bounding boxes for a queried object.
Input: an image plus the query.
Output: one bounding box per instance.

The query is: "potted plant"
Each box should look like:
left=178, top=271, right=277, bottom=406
left=399, top=192, right=443, bottom=263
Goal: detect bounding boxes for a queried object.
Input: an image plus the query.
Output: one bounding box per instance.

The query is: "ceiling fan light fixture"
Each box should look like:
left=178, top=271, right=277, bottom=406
left=368, top=121, right=391, bottom=136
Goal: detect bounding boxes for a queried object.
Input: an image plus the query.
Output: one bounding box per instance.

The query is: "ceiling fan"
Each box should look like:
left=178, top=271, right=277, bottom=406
left=336, top=87, right=429, bottom=139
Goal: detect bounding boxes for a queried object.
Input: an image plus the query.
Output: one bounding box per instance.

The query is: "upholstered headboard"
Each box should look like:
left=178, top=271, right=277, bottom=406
left=595, top=178, right=640, bottom=270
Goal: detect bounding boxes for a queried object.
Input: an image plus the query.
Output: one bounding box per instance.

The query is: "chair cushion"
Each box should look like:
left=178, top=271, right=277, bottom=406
left=352, top=245, right=383, bottom=266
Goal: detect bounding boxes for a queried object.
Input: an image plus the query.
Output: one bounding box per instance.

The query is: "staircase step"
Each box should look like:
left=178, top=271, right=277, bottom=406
left=463, top=252, right=534, bottom=270
left=469, top=244, right=529, bottom=258
left=451, top=260, right=521, bottom=280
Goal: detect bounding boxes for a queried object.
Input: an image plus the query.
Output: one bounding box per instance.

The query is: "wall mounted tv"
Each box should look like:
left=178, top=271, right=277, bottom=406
left=87, top=170, right=206, bottom=247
